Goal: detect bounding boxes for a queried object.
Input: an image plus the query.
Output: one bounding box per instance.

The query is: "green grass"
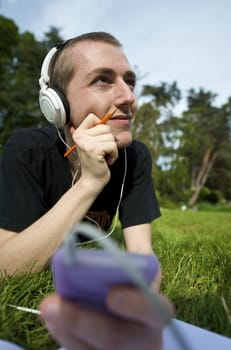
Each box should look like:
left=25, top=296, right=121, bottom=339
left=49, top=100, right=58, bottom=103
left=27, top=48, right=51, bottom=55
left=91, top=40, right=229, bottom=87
left=0, top=270, right=56, bottom=349
left=153, top=209, right=231, bottom=337
left=0, top=209, right=230, bottom=349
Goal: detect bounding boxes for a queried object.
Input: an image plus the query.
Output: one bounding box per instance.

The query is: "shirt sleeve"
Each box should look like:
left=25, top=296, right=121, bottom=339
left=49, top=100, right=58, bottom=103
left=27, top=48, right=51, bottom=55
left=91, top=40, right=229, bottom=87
left=119, top=141, right=161, bottom=229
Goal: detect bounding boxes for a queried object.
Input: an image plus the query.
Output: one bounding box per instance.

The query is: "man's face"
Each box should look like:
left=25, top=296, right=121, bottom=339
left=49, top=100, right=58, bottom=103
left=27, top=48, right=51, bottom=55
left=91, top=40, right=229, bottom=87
left=66, top=41, right=137, bottom=148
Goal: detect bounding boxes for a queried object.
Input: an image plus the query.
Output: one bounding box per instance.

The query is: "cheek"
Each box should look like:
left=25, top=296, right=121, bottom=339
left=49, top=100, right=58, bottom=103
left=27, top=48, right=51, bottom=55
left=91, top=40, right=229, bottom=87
left=66, top=85, right=86, bottom=125
left=68, top=105, right=85, bottom=128
left=67, top=83, right=113, bottom=126
left=67, top=92, right=90, bottom=127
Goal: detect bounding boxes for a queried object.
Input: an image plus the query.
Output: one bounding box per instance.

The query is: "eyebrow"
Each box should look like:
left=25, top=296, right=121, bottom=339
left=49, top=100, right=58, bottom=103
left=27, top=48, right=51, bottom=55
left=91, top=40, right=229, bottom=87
left=86, top=67, right=137, bottom=82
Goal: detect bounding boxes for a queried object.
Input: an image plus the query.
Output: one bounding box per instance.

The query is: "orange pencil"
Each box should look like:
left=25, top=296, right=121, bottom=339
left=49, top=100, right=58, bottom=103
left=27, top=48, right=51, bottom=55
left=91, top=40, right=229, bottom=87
left=97, top=108, right=116, bottom=125
left=64, top=109, right=116, bottom=158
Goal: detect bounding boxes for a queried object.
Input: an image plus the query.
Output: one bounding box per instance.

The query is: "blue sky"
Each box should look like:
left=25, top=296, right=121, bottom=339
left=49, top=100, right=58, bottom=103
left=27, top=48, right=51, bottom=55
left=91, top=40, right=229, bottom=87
left=1, top=0, right=230, bottom=110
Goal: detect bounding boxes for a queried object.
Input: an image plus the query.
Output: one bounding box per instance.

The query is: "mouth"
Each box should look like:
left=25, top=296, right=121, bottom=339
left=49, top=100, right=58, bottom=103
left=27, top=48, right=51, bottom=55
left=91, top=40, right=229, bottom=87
left=111, top=114, right=133, bottom=121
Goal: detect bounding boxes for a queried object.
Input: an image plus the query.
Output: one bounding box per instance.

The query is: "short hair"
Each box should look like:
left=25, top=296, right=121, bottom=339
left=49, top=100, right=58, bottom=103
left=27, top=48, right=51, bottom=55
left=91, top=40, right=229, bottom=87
left=49, top=32, right=122, bottom=93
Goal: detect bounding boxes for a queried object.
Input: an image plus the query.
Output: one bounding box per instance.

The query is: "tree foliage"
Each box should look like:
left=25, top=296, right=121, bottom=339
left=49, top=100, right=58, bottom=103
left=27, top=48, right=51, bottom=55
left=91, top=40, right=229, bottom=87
left=168, top=89, right=231, bottom=205
left=136, top=85, right=231, bottom=205
left=0, top=16, right=64, bottom=149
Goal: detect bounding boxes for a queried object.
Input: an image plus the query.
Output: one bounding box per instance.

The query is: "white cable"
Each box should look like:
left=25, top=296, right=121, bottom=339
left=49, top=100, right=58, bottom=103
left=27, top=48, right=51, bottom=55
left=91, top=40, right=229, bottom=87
left=64, top=222, right=191, bottom=350
left=56, top=127, right=81, bottom=188
left=56, top=126, right=127, bottom=244
left=105, top=147, right=127, bottom=237
left=56, top=127, right=71, bottom=150
left=78, top=147, right=127, bottom=245
left=71, top=167, right=80, bottom=187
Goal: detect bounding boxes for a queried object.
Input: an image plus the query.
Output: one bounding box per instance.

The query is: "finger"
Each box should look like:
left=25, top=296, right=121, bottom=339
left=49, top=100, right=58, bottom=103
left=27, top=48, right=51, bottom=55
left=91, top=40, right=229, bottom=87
left=78, top=113, right=101, bottom=130
left=72, top=122, right=115, bottom=148
left=40, top=294, right=163, bottom=350
left=40, top=296, right=95, bottom=350
left=87, top=124, right=112, bottom=136
left=84, top=132, right=115, bottom=144
left=93, top=142, right=118, bottom=165
left=107, top=287, right=174, bottom=328
left=40, top=295, right=121, bottom=350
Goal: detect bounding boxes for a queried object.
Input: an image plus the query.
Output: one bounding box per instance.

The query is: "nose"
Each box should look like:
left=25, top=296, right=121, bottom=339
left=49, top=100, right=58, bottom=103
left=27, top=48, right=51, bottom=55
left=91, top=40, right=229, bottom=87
left=114, top=78, right=136, bottom=107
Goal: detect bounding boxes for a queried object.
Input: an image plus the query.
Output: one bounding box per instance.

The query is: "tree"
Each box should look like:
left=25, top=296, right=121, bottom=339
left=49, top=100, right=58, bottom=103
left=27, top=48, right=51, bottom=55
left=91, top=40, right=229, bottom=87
left=0, top=15, right=19, bottom=133
left=42, top=26, right=64, bottom=51
left=200, top=98, right=231, bottom=201
left=133, top=81, right=181, bottom=189
left=135, top=84, right=231, bottom=205
left=175, top=89, right=231, bottom=205
left=0, top=16, right=64, bottom=152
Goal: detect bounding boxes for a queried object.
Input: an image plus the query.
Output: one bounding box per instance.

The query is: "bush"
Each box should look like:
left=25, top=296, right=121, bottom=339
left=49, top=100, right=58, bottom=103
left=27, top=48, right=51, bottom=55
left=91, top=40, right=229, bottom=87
left=197, top=202, right=231, bottom=212
left=199, top=187, right=223, bottom=204
left=157, top=195, right=179, bottom=209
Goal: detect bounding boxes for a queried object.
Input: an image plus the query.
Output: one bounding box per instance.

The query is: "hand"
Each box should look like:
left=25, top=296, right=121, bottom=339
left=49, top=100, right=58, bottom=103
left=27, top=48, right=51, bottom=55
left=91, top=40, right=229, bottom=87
left=71, top=114, right=118, bottom=187
left=40, top=286, right=174, bottom=350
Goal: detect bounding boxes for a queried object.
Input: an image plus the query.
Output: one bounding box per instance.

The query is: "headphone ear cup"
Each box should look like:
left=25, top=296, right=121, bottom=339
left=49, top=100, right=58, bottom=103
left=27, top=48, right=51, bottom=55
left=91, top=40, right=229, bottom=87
left=39, top=87, right=69, bottom=128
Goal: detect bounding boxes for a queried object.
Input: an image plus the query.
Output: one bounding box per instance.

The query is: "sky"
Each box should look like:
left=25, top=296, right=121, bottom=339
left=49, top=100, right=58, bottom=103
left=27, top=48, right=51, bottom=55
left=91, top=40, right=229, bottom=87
left=1, top=0, right=230, bottom=111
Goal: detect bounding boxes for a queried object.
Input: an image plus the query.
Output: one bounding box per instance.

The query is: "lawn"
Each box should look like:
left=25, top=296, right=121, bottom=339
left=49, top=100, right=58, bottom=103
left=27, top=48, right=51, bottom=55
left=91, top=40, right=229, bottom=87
left=0, top=209, right=230, bottom=349
left=153, top=209, right=231, bottom=337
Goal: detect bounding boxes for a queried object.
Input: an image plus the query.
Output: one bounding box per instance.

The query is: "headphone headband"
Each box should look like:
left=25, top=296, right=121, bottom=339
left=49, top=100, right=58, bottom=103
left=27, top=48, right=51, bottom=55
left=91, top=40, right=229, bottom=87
left=39, top=47, right=58, bottom=90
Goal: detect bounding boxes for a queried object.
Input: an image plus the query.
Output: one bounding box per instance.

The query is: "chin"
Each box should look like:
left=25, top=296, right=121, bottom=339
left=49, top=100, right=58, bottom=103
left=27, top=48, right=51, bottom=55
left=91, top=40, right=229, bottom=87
left=115, top=132, right=133, bottom=148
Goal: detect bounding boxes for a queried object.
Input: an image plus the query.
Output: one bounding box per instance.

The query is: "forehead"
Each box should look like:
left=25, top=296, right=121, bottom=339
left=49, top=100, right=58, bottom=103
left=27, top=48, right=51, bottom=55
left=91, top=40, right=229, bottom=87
left=70, top=41, right=133, bottom=75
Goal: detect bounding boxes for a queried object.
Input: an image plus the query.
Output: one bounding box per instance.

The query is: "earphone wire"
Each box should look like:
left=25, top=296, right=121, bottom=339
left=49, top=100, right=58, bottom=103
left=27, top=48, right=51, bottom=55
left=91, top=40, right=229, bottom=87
left=56, top=126, right=127, bottom=244
left=56, top=127, right=72, bottom=151
left=56, top=127, right=80, bottom=186
left=80, top=147, right=127, bottom=245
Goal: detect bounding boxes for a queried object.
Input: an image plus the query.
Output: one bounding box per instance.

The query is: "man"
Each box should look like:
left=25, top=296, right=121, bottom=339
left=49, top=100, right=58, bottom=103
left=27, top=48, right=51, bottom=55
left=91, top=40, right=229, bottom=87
left=0, top=32, right=161, bottom=286
left=0, top=31, right=173, bottom=350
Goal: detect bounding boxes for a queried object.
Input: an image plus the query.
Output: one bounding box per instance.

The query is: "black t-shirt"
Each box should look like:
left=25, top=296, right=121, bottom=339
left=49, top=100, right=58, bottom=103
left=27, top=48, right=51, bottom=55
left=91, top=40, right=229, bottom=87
left=0, top=126, right=160, bottom=232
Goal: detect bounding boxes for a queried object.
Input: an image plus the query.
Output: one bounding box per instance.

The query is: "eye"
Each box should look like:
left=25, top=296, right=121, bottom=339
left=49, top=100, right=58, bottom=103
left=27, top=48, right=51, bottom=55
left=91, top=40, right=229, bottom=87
left=124, top=72, right=136, bottom=91
left=126, top=78, right=136, bottom=91
left=93, top=75, right=113, bottom=86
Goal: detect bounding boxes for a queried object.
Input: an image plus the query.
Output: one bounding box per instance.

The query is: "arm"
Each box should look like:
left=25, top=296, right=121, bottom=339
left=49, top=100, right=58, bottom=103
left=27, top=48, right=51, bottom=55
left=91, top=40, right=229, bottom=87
left=123, top=223, right=162, bottom=290
left=0, top=176, right=103, bottom=275
left=0, top=115, right=118, bottom=276
left=123, top=223, right=153, bottom=254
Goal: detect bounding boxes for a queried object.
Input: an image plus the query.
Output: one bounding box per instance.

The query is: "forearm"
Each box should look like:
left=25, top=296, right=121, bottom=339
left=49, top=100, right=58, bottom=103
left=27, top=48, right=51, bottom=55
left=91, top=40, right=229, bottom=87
left=0, top=177, right=101, bottom=275
left=123, top=223, right=162, bottom=290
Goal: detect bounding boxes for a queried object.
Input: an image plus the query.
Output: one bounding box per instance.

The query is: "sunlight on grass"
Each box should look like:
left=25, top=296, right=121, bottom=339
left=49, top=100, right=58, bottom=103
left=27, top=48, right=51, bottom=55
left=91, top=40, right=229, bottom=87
left=152, top=209, right=231, bottom=336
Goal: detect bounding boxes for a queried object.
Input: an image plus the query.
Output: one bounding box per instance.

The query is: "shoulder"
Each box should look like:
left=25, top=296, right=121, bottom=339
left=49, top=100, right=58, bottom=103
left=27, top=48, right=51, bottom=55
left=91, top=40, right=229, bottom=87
left=5, top=126, right=59, bottom=150
left=4, top=126, right=62, bottom=153
left=2, top=126, right=65, bottom=165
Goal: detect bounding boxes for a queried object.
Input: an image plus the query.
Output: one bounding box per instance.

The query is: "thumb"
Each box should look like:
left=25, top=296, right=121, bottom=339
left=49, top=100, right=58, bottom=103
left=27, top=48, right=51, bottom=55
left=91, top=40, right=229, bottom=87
left=107, top=287, right=174, bottom=328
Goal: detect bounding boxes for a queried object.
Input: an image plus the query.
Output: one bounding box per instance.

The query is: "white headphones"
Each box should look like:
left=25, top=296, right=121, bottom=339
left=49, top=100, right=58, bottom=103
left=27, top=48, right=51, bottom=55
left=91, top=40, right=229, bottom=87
left=39, top=44, right=70, bottom=128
